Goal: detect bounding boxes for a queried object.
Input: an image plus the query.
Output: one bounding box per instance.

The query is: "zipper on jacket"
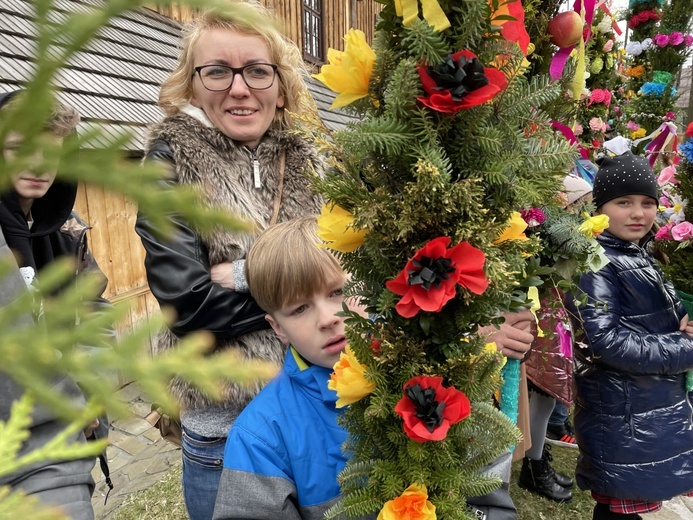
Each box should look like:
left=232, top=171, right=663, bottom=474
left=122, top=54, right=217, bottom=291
left=623, top=382, right=635, bottom=437
left=251, top=148, right=261, bottom=189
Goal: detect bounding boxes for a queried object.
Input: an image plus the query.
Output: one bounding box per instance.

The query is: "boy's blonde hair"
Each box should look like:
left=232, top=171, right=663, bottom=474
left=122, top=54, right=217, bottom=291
left=246, top=217, right=344, bottom=314
left=1, top=94, right=79, bottom=139
left=158, top=3, right=311, bottom=130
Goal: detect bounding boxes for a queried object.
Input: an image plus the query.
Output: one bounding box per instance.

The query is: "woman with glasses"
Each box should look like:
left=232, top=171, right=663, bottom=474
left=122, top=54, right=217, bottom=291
left=135, top=4, right=322, bottom=519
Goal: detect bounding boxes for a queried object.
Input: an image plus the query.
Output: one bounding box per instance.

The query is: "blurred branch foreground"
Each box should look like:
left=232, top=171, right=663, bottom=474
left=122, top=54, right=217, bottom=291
left=0, top=0, right=277, bottom=517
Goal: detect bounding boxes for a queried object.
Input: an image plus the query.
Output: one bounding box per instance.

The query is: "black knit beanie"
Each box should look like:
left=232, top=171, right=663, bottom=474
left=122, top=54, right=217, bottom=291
left=593, top=151, right=658, bottom=208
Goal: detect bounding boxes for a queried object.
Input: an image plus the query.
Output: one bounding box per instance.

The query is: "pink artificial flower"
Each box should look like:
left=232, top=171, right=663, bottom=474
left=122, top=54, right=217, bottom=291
left=626, top=120, right=640, bottom=131
left=654, top=33, right=670, bottom=47
left=603, top=89, right=612, bottom=106
left=589, top=117, right=606, bottom=132
left=685, top=35, right=693, bottom=47
left=660, top=194, right=671, bottom=208
left=603, top=39, right=614, bottom=52
left=665, top=111, right=676, bottom=120
left=672, top=221, right=693, bottom=241
left=589, top=89, right=606, bottom=105
left=669, top=32, right=684, bottom=45
left=574, top=123, right=584, bottom=136
left=657, top=165, right=679, bottom=185
left=655, top=223, right=673, bottom=240
left=613, top=105, right=620, bottom=113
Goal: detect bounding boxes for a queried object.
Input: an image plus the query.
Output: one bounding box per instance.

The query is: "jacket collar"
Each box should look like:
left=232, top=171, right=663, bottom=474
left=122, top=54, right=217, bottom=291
left=285, top=348, right=338, bottom=405
left=597, top=231, right=653, bottom=253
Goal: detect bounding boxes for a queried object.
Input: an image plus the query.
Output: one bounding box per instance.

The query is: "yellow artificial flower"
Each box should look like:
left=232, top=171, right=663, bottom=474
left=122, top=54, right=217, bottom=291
left=493, top=211, right=529, bottom=244
left=578, top=213, right=609, bottom=237
left=312, top=29, right=375, bottom=109
left=377, top=483, right=437, bottom=520
left=328, top=345, right=375, bottom=408
left=483, top=341, right=507, bottom=367
left=317, top=203, right=368, bottom=253
left=630, top=128, right=647, bottom=140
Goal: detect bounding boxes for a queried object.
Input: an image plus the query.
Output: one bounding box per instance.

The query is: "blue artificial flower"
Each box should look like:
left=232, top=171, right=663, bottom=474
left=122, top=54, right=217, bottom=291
left=680, top=140, right=693, bottom=163
left=640, top=82, right=665, bottom=96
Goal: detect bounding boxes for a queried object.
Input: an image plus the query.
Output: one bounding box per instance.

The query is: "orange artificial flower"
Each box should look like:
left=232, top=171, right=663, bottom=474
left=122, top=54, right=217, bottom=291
left=377, top=483, right=436, bottom=520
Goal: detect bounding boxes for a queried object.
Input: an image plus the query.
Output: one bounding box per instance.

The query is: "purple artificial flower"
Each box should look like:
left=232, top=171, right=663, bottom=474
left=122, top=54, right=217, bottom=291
left=685, top=35, right=693, bottom=47
left=519, top=208, right=546, bottom=228
left=653, top=33, right=670, bottom=47
left=669, top=32, right=684, bottom=45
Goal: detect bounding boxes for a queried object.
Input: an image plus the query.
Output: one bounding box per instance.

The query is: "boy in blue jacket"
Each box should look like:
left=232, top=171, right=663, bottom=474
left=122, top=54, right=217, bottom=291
left=212, top=216, right=370, bottom=520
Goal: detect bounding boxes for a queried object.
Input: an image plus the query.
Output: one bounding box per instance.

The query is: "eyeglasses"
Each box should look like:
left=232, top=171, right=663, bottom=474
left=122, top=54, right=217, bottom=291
left=193, top=63, right=278, bottom=91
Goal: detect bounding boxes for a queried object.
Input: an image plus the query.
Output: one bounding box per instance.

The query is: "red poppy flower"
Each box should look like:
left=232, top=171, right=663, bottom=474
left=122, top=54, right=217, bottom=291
left=417, top=50, right=508, bottom=113
left=385, top=237, right=489, bottom=319
left=395, top=375, right=471, bottom=442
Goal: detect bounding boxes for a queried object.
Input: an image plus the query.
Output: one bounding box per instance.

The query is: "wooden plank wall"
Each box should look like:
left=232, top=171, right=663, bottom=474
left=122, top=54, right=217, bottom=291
left=74, top=180, right=160, bottom=383
left=146, top=1, right=382, bottom=55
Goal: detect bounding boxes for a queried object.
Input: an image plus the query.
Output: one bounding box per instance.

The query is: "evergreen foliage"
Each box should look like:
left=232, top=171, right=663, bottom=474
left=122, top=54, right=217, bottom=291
left=0, top=1, right=278, bottom=517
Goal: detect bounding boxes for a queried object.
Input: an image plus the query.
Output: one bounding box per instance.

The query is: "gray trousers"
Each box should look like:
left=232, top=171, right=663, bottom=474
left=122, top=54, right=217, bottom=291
left=12, top=458, right=96, bottom=520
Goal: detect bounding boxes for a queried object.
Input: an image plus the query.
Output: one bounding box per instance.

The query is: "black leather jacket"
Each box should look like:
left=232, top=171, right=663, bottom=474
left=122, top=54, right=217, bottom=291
left=135, top=140, right=268, bottom=340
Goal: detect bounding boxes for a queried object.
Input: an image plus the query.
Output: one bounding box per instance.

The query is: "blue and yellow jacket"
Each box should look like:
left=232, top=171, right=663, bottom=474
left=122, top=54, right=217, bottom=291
left=212, top=348, right=349, bottom=520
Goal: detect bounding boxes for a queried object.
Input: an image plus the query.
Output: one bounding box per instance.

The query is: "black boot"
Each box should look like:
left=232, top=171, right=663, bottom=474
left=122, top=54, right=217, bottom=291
left=542, top=444, right=574, bottom=488
left=518, top=456, right=573, bottom=502
left=593, top=503, right=643, bottom=519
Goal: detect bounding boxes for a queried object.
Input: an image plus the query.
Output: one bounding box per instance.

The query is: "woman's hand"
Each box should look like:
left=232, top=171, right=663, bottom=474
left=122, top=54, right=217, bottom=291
left=478, top=309, right=535, bottom=359
left=679, top=314, right=693, bottom=336
left=211, top=263, right=236, bottom=290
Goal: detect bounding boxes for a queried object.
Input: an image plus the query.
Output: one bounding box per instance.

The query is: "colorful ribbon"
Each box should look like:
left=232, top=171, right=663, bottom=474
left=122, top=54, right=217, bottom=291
left=633, top=121, right=678, bottom=168
left=551, top=120, right=590, bottom=159
left=394, top=0, right=451, bottom=31
left=500, top=357, right=520, bottom=449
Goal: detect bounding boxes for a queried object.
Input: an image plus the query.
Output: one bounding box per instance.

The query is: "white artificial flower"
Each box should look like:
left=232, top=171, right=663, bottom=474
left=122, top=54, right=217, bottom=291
left=597, top=17, right=613, bottom=34
left=641, top=38, right=653, bottom=50
left=625, top=41, right=643, bottom=56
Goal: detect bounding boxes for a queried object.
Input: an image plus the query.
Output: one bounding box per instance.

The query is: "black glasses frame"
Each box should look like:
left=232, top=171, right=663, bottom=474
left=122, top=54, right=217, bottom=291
left=192, top=63, right=279, bottom=91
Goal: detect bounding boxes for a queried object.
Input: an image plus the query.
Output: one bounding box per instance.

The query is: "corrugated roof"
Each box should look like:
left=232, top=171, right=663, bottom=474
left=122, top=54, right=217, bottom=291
left=0, top=0, right=359, bottom=152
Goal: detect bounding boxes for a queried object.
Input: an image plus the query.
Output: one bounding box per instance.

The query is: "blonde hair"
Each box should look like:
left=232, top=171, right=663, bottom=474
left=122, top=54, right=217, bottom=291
left=246, top=217, right=344, bottom=314
left=1, top=95, right=79, bottom=138
left=158, top=3, right=311, bottom=130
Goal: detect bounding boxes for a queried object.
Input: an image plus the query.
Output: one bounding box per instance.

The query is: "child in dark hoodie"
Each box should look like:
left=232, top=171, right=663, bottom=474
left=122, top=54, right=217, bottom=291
left=0, top=90, right=111, bottom=520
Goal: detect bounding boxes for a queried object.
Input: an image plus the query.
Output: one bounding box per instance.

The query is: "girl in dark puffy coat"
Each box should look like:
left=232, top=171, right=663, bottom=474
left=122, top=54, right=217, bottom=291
left=565, top=151, right=693, bottom=520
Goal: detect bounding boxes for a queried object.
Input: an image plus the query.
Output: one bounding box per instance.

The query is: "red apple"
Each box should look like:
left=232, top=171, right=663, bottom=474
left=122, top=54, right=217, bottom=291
left=547, top=11, right=583, bottom=48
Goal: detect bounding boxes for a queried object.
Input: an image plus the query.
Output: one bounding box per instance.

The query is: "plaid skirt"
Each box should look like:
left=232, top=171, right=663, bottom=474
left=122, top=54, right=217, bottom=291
left=592, top=491, right=693, bottom=514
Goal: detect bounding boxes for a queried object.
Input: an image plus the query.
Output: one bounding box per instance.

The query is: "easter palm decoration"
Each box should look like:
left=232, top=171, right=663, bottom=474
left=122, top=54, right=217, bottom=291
left=313, top=1, right=577, bottom=518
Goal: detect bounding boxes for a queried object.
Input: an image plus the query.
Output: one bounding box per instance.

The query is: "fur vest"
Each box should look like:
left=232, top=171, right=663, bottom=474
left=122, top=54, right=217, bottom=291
left=147, top=111, right=322, bottom=411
